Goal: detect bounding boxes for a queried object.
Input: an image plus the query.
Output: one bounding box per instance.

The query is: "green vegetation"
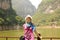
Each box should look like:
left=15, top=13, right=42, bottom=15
left=38, top=0, right=60, bottom=12
left=0, top=30, right=23, bottom=40
left=0, top=9, right=24, bottom=26
left=33, top=9, right=60, bottom=26
left=33, top=0, right=60, bottom=26
left=0, top=28, right=60, bottom=40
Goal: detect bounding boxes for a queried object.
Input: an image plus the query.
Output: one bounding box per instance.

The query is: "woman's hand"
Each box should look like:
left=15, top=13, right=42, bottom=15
left=37, top=33, right=40, bottom=37
left=34, top=29, right=42, bottom=38
left=34, top=29, right=40, bottom=36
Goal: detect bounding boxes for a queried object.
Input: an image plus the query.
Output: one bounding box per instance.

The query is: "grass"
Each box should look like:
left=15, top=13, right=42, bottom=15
left=36, top=27, right=60, bottom=37
left=0, top=27, right=60, bottom=40
left=0, top=30, right=23, bottom=40
left=0, top=30, right=23, bottom=37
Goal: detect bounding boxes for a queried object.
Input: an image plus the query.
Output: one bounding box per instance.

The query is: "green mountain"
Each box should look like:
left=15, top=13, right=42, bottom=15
left=33, top=0, right=60, bottom=26
left=37, top=0, right=60, bottom=13
left=0, top=0, right=24, bottom=30
left=12, top=0, right=36, bottom=17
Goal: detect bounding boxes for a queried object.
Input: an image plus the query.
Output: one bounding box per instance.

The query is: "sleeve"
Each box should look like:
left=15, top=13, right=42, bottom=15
left=23, top=24, right=27, bottom=29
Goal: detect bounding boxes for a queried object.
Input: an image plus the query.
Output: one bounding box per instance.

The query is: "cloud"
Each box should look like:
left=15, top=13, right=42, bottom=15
left=29, top=0, right=42, bottom=9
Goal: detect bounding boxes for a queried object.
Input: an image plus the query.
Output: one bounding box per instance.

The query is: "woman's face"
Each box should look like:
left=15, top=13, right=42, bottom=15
left=26, top=17, right=31, bottom=23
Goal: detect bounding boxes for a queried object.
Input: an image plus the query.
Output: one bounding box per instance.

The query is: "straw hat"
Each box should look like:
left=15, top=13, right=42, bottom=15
left=25, top=15, right=32, bottom=20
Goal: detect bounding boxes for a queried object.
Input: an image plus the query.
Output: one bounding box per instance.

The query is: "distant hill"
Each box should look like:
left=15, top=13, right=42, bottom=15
left=33, top=0, right=60, bottom=26
left=37, top=0, right=60, bottom=13
left=12, top=0, right=36, bottom=18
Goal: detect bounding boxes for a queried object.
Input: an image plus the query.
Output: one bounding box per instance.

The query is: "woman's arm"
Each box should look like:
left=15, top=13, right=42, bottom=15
left=34, top=28, right=39, bottom=36
left=34, top=28, right=42, bottom=38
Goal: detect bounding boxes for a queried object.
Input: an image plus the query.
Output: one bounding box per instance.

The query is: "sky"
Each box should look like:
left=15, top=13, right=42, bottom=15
left=29, top=0, right=42, bottom=9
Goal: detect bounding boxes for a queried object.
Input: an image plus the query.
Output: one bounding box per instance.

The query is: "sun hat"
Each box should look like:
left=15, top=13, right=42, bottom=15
left=25, top=15, right=32, bottom=20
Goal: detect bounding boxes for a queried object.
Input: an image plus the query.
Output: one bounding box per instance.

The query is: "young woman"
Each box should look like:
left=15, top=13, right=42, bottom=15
left=23, top=15, right=40, bottom=40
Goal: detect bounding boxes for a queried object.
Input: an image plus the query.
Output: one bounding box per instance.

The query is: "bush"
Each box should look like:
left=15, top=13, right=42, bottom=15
left=0, top=9, right=24, bottom=26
